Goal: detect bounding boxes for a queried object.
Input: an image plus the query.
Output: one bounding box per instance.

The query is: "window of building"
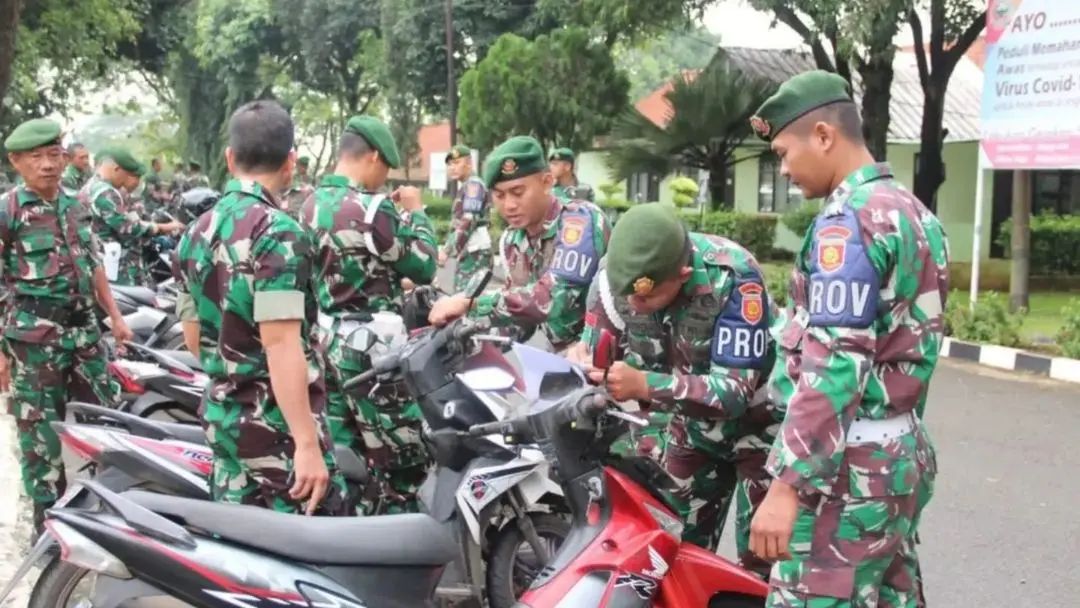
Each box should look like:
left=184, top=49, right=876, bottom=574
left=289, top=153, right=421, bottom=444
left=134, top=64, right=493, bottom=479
left=628, top=172, right=660, bottom=203
left=757, top=153, right=803, bottom=213
left=1032, top=170, right=1080, bottom=215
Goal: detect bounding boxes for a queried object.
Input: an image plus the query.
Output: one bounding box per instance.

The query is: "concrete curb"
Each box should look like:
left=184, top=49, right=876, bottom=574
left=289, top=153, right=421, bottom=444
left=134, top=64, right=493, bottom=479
left=942, top=337, right=1080, bottom=384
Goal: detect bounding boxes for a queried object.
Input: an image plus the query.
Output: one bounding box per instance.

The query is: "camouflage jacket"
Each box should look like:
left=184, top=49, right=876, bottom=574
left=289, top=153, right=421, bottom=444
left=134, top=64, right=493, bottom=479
left=283, top=182, right=315, bottom=220
left=173, top=179, right=324, bottom=412
left=474, top=197, right=610, bottom=349
left=581, top=234, right=776, bottom=432
left=186, top=174, right=211, bottom=191
left=81, top=176, right=154, bottom=285
left=443, top=176, right=491, bottom=257
left=553, top=180, right=595, bottom=203
left=0, top=186, right=101, bottom=345
left=300, top=174, right=437, bottom=318
left=766, top=163, right=949, bottom=498
left=61, top=164, right=90, bottom=194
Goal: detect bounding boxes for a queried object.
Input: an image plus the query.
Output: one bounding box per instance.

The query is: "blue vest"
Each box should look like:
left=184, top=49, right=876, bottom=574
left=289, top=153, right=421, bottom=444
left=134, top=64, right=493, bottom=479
left=807, top=206, right=880, bottom=328
left=549, top=205, right=599, bottom=286
left=712, top=271, right=771, bottom=369
left=461, top=179, right=485, bottom=214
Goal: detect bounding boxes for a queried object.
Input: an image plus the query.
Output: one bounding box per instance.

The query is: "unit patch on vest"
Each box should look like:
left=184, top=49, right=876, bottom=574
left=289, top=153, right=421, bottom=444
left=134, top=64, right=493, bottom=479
left=807, top=210, right=880, bottom=328
left=462, top=180, right=485, bottom=214
left=550, top=210, right=598, bottom=285
left=712, top=276, right=770, bottom=369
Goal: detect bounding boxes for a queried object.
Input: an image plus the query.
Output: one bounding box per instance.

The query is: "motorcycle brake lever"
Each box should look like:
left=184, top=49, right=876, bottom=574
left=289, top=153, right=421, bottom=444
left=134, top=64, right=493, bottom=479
left=605, top=409, right=648, bottom=427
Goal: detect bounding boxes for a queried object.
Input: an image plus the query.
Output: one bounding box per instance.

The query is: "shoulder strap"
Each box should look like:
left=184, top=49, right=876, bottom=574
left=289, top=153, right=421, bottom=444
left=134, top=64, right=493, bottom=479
left=362, top=193, right=388, bottom=256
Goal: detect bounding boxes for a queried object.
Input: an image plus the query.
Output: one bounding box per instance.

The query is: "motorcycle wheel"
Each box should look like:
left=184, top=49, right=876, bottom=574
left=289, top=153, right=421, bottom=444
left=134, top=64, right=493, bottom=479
left=485, top=513, right=569, bottom=608
left=29, top=560, right=96, bottom=608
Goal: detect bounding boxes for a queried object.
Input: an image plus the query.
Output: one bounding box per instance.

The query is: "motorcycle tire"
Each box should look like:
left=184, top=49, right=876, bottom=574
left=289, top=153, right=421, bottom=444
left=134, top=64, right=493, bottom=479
left=486, top=513, right=570, bottom=608
left=28, top=560, right=94, bottom=608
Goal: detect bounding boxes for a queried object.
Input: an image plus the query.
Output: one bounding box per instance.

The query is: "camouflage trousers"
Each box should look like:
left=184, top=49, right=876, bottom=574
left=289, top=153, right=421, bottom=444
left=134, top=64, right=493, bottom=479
left=111, top=247, right=151, bottom=287
left=662, top=415, right=776, bottom=577
left=325, top=335, right=431, bottom=515
left=449, top=248, right=493, bottom=294
left=765, top=427, right=937, bottom=608
left=201, top=397, right=352, bottom=516
left=3, top=338, right=116, bottom=505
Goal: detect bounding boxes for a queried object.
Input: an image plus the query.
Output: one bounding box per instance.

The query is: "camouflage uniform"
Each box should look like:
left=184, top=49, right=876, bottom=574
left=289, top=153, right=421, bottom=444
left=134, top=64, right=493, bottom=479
left=300, top=174, right=438, bottom=514
left=765, top=163, right=946, bottom=607
left=442, top=176, right=492, bottom=293
left=171, top=171, right=189, bottom=196
left=552, top=180, right=595, bottom=203
left=80, top=175, right=156, bottom=286
left=173, top=179, right=350, bottom=515
left=60, top=164, right=90, bottom=195
left=581, top=234, right=778, bottom=573
left=0, top=186, right=117, bottom=507
left=474, top=196, right=610, bottom=349
left=186, top=172, right=211, bottom=191
left=283, top=175, right=314, bottom=220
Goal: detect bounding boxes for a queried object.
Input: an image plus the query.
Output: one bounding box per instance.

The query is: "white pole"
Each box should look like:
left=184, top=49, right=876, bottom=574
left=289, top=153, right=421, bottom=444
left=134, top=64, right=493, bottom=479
left=969, top=150, right=988, bottom=310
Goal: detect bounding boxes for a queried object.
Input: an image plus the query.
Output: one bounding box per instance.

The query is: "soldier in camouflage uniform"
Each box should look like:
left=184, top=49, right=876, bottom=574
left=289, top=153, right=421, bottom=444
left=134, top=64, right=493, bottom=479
left=747, top=71, right=945, bottom=607
left=0, top=119, right=133, bottom=531
left=549, top=147, right=595, bottom=203
left=81, top=147, right=184, bottom=286
left=439, top=144, right=492, bottom=293
left=173, top=101, right=350, bottom=516
left=283, top=156, right=315, bottom=219
left=429, top=136, right=610, bottom=350
left=60, top=143, right=91, bottom=195
left=573, top=204, right=777, bottom=575
left=185, top=161, right=211, bottom=190
left=300, top=116, right=437, bottom=514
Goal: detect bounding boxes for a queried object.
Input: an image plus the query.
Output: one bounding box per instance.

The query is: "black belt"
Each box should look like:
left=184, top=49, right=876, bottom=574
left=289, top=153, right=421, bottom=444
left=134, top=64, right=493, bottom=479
left=14, top=297, right=92, bottom=326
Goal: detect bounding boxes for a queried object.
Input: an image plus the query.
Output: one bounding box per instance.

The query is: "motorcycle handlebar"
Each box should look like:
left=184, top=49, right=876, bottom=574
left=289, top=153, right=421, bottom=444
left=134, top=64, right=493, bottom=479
left=466, top=391, right=608, bottom=438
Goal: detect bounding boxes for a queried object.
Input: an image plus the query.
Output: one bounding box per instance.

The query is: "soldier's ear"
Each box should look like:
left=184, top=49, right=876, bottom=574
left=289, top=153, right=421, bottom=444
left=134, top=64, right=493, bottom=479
left=678, top=266, right=693, bottom=282
left=224, top=147, right=237, bottom=176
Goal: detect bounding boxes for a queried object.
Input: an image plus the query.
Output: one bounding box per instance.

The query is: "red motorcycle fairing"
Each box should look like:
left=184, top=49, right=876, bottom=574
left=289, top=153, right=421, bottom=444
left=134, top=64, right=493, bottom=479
left=518, top=467, right=768, bottom=608
left=127, top=435, right=213, bottom=477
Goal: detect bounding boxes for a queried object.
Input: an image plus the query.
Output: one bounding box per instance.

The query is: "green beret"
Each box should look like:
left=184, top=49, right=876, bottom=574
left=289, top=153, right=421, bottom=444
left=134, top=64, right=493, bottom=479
left=606, top=204, right=688, bottom=297
left=445, top=144, right=471, bottom=164
left=482, top=136, right=547, bottom=189
left=298, top=156, right=310, bottom=166
left=99, top=146, right=146, bottom=177
left=4, top=118, right=62, bottom=153
left=548, top=147, right=575, bottom=163
left=345, top=115, right=401, bottom=169
left=750, top=70, right=853, bottom=141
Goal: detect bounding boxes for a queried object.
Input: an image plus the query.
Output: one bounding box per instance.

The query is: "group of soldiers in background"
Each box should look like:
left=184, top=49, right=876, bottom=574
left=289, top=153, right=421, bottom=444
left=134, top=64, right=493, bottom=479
left=2, top=67, right=947, bottom=608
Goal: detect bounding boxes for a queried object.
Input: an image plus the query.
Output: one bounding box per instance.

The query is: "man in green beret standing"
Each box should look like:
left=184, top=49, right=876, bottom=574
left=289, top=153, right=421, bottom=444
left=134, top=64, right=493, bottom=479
left=746, top=71, right=946, bottom=607
left=428, top=136, right=610, bottom=350
left=0, top=118, right=134, bottom=532
left=438, top=143, right=493, bottom=293
left=300, top=115, right=437, bottom=514
left=549, top=147, right=595, bottom=203
left=572, top=203, right=778, bottom=575
left=60, top=143, right=91, bottom=194
left=173, top=100, right=350, bottom=516
left=81, top=146, right=185, bottom=286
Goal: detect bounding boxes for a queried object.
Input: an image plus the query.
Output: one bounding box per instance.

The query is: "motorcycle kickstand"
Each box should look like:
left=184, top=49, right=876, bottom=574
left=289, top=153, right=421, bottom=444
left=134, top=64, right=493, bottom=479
left=508, top=490, right=551, bottom=565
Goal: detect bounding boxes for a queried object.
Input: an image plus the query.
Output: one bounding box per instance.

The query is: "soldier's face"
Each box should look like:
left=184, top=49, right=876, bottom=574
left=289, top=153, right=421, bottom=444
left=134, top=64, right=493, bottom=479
left=447, top=157, right=470, bottom=181
left=72, top=149, right=90, bottom=171
left=549, top=160, right=571, bottom=179
left=772, top=123, right=835, bottom=200
left=492, top=172, right=553, bottom=230
left=627, top=268, right=691, bottom=314
left=9, top=146, right=64, bottom=194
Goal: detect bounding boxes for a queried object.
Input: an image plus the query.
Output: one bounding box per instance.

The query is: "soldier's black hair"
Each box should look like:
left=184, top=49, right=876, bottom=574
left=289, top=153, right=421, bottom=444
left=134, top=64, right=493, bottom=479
left=796, top=101, right=865, bottom=144
left=228, top=100, right=295, bottom=173
left=338, top=131, right=373, bottom=160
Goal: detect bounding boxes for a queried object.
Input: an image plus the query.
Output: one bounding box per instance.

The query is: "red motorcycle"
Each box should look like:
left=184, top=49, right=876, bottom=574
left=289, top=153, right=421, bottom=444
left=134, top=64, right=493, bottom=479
left=463, top=331, right=768, bottom=607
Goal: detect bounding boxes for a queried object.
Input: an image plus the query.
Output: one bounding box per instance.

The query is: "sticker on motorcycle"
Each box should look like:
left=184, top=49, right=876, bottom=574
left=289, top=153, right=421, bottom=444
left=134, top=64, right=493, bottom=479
left=614, top=573, right=658, bottom=600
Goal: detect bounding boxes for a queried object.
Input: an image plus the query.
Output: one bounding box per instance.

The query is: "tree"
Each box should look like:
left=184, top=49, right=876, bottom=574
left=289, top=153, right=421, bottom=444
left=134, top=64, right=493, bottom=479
left=614, top=26, right=721, bottom=100
left=909, top=0, right=986, bottom=207
left=605, top=59, right=773, bottom=207
left=0, top=0, right=21, bottom=121
left=458, top=29, right=629, bottom=152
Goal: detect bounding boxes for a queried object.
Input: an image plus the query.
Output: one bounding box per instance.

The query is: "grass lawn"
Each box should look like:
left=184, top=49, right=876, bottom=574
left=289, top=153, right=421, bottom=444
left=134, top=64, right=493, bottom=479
left=953, top=290, right=1080, bottom=343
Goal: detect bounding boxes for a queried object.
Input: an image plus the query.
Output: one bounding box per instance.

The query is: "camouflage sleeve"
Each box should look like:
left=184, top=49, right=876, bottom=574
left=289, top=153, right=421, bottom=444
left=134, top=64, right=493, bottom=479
left=644, top=272, right=763, bottom=419
left=171, top=232, right=196, bottom=322
left=765, top=220, right=891, bottom=495
left=443, top=196, right=464, bottom=256
left=371, top=200, right=438, bottom=284
left=92, top=189, right=153, bottom=243
left=251, top=215, right=313, bottom=322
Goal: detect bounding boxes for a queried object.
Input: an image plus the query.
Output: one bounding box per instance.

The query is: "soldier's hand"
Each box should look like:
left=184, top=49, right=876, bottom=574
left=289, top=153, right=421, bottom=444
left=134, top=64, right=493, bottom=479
left=111, top=317, right=135, bottom=346
left=401, top=278, right=415, bottom=292
left=0, top=354, right=10, bottom=393
left=587, top=361, right=648, bottom=401
left=290, top=443, right=330, bottom=516
left=391, top=186, right=423, bottom=212
left=438, top=251, right=448, bottom=266
left=159, top=220, right=185, bottom=235
left=750, top=480, right=799, bottom=562
left=564, top=341, right=590, bottom=367
left=428, top=294, right=471, bottom=327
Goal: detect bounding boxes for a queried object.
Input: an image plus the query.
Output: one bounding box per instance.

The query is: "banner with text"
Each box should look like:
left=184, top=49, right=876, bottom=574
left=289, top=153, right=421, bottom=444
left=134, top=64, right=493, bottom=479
left=981, top=0, right=1080, bottom=169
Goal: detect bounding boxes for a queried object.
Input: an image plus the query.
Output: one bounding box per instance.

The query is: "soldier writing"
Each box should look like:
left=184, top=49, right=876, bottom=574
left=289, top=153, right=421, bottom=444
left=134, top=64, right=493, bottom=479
left=300, top=115, right=437, bottom=514
left=0, top=118, right=134, bottom=532
left=549, top=147, right=595, bottom=203
left=428, top=136, right=610, bottom=351
left=438, top=144, right=493, bottom=293
left=747, top=71, right=946, bottom=607
left=173, top=101, right=350, bottom=516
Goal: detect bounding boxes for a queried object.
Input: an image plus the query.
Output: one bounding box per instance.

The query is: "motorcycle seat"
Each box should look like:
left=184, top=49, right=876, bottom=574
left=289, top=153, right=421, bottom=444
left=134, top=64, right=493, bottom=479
left=112, top=285, right=158, bottom=308
left=123, top=490, right=458, bottom=567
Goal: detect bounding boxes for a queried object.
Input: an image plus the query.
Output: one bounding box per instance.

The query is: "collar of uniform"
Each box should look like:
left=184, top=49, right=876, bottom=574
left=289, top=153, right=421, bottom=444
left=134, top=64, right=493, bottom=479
left=510, top=196, right=562, bottom=248
left=15, top=185, right=60, bottom=206
left=319, top=174, right=352, bottom=188
left=829, top=162, right=893, bottom=204
left=223, top=178, right=280, bottom=208
left=680, top=235, right=712, bottom=299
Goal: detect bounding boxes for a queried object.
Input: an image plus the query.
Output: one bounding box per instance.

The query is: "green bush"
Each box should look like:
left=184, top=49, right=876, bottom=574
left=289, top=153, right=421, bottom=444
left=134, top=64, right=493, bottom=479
left=670, top=176, right=699, bottom=208
left=598, top=183, right=622, bottom=204
left=698, top=212, right=778, bottom=261
left=764, top=263, right=790, bottom=307
left=997, top=213, right=1080, bottom=275
left=1056, top=299, right=1080, bottom=359
left=944, top=290, right=1024, bottom=347
left=423, top=192, right=454, bottom=220
left=782, top=202, right=820, bottom=240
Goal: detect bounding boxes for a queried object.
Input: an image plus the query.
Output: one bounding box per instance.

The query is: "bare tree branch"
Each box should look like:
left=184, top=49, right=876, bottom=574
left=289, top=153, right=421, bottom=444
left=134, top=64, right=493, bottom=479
left=773, top=4, right=837, bottom=72
left=941, top=9, right=988, bottom=74
left=909, top=9, right=930, bottom=92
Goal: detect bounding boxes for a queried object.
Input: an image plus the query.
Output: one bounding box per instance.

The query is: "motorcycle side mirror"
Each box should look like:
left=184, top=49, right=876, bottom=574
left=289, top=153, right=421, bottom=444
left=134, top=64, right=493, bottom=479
left=344, top=327, right=377, bottom=354
left=592, top=329, right=616, bottom=371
